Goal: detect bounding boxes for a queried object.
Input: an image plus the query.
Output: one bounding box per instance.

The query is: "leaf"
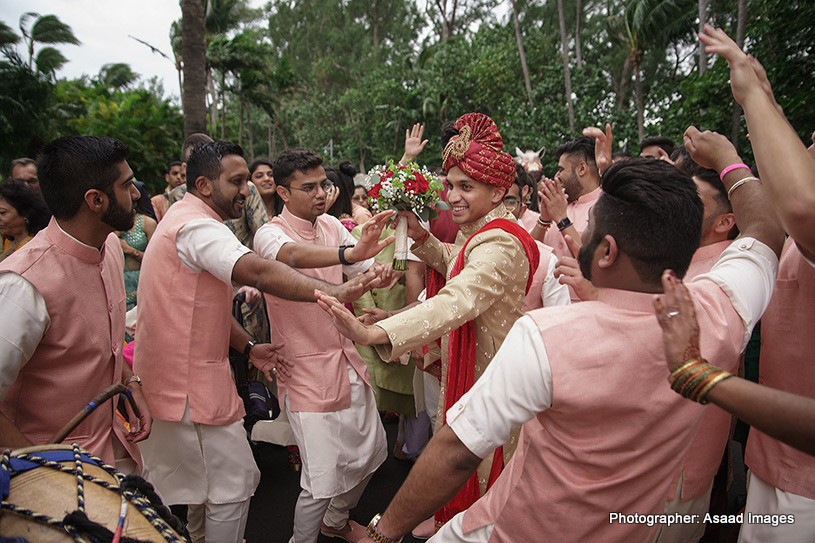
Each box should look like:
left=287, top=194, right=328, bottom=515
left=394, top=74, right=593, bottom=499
left=30, top=14, right=80, bottom=45
left=35, top=46, right=68, bottom=75
left=418, top=207, right=430, bottom=222
left=435, top=200, right=450, bottom=210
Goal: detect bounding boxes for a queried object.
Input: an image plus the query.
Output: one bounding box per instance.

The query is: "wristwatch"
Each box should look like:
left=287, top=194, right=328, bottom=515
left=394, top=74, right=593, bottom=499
left=243, top=340, right=257, bottom=358
left=338, top=245, right=354, bottom=265
left=125, top=374, right=142, bottom=387
left=366, top=514, right=403, bottom=543
left=556, top=217, right=573, bottom=231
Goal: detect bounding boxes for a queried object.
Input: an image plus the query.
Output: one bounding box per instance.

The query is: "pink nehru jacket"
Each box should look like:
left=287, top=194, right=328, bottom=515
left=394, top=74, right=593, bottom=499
left=523, top=240, right=554, bottom=311
left=746, top=239, right=815, bottom=499
left=266, top=207, right=372, bottom=413
left=135, top=193, right=243, bottom=425
left=0, top=219, right=140, bottom=469
left=668, top=239, right=734, bottom=500
left=462, top=282, right=745, bottom=542
left=518, top=209, right=540, bottom=234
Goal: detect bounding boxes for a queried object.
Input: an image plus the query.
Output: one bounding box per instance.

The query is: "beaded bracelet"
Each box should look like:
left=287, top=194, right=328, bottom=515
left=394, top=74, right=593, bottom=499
left=668, top=358, right=734, bottom=404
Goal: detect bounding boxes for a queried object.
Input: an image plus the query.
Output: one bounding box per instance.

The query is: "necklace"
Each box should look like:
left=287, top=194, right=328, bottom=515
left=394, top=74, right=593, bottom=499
left=279, top=215, right=323, bottom=242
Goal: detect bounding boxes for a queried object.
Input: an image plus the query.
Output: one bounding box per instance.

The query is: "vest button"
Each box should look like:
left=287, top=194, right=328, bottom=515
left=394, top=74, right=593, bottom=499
left=108, top=302, right=114, bottom=312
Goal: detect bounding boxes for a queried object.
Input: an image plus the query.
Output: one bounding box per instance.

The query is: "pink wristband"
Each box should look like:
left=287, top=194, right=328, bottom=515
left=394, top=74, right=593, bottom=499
left=719, top=163, right=750, bottom=181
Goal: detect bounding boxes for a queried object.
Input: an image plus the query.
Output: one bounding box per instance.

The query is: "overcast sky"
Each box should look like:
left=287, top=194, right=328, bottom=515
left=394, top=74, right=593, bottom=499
left=0, top=1, right=263, bottom=102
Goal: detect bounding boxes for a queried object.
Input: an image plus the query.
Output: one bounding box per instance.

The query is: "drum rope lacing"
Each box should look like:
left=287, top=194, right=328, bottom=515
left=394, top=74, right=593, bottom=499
left=1, top=443, right=185, bottom=542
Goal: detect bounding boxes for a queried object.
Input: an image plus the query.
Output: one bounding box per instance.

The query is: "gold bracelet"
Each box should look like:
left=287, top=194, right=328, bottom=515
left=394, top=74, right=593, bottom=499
left=668, top=358, right=705, bottom=385
left=697, top=372, right=734, bottom=404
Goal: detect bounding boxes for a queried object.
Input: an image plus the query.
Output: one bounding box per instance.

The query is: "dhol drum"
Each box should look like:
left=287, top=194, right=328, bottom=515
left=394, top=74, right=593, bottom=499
left=0, top=443, right=185, bottom=542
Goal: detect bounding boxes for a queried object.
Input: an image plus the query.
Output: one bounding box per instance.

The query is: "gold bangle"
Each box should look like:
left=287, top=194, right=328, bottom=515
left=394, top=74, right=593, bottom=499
left=697, top=371, right=734, bottom=404
left=668, top=358, right=705, bottom=384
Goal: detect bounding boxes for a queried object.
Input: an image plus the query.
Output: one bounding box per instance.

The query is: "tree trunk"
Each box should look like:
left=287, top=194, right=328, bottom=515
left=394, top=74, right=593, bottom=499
left=268, top=118, right=273, bottom=157
left=635, top=61, right=644, bottom=142
left=239, top=99, right=244, bottom=147
left=247, top=106, right=254, bottom=162
left=220, top=72, right=226, bottom=140
left=557, top=0, right=575, bottom=133
left=575, top=0, right=583, bottom=68
left=698, top=0, right=708, bottom=75
left=207, top=69, right=217, bottom=137
left=511, top=0, right=533, bottom=107
left=180, top=0, right=207, bottom=137
left=730, top=0, right=747, bottom=147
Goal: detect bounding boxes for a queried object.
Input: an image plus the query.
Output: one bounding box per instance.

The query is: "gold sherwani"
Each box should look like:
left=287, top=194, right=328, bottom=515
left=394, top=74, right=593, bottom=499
left=376, top=204, right=530, bottom=491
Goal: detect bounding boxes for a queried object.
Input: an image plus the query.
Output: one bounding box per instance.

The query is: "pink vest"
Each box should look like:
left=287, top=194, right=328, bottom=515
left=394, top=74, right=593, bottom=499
left=668, top=239, right=735, bottom=500
left=0, top=219, right=140, bottom=469
left=134, top=193, right=242, bottom=425
left=265, top=208, right=371, bottom=412
left=746, top=239, right=815, bottom=499
left=518, top=209, right=540, bottom=233
left=462, top=282, right=745, bottom=542
left=523, top=240, right=554, bottom=311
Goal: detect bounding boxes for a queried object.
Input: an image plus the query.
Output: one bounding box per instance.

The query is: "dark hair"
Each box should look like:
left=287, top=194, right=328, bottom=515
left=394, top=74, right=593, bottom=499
left=9, top=157, right=36, bottom=178
left=554, top=136, right=597, bottom=168
left=611, top=151, right=633, bottom=163
left=325, top=167, right=352, bottom=218
left=354, top=184, right=367, bottom=193
left=669, top=146, right=704, bottom=177
left=182, top=133, right=214, bottom=161
left=272, top=147, right=323, bottom=188
left=249, top=158, right=274, bottom=175
left=693, top=167, right=738, bottom=240
left=640, top=136, right=674, bottom=156
left=186, top=141, right=244, bottom=193
left=166, top=160, right=183, bottom=173
left=37, top=136, right=130, bottom=220
left=0, top=179, right=51, bottom=235
left=441, top=121, right=459, bottom=150
left=590, top=158, right=703, bottom=283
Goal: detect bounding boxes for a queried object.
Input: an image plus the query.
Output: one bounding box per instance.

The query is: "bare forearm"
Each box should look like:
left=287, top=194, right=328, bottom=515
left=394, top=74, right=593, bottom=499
left=376, top=426, right=482, bottom=540
left=276, top=243, right=343, bottom=269
left=229, top=317, right=253, bottom=351
left=234, top=253, right=338, bottom=302
left=723, top=171, right=785, bottom=257
left=742, top=94, right=815, bottom=253
left=707, top=376, right=815, bottom=456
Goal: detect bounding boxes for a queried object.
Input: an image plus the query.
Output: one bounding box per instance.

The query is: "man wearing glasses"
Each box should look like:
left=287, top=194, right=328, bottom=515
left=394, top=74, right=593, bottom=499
left=252, top=147, right=392, bottom=543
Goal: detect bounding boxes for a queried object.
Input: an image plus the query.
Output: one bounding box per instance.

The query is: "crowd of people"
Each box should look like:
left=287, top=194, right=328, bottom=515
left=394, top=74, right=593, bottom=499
left=1, top=25, right=813, bottom=543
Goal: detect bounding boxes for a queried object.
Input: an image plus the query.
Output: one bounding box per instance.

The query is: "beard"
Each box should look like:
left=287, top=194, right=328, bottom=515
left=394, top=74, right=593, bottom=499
left=578, top=234, right=601, bottom=282
left=212, top=181, right=244, bottom=220
left=102, top=192, right=135, bottom=231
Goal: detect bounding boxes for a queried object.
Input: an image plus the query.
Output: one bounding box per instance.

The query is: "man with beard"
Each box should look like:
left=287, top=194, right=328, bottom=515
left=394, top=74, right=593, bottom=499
left=134, top=141, right=386, bottom=543
left=0, top=136, right=151, bottom=473
left=318, top=156, right=784, bottom=543
left=531, top=136, right=602, bottom=263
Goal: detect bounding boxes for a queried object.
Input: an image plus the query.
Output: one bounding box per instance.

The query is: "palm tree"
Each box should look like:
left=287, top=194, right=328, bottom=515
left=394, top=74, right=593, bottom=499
left=620, top=0, right=696, bottom=140
left=181, top=0, right=208, bottom=136
left=510, top=0, right=533, bottom=107
left=557, top=0, right=576, bottom=133
left=17, top=12, right=79, bottom=79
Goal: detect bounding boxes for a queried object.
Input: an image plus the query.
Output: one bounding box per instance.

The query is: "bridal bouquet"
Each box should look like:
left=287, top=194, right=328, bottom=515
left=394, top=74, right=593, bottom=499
left=367, top=161, right=448, bottom=270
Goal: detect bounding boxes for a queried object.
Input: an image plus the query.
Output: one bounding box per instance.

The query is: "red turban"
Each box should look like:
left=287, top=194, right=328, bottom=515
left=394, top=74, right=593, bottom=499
left=442, top=113, right=516, bottom=189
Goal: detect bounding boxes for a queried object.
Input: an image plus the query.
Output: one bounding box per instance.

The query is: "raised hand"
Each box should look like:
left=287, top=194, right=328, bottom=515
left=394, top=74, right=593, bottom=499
left=249, top=342, right=291, bottom=380
left=336, top=266, right=383, bottom=302
left=359, top=307, right=390, bottom=325
left=539, top=178, right=568, bottom=223
left=654, top=270, right=701, bottom=372
left=325, top=184, right=340, bottom=211
left=698, top=24, right=766, bottom=108
left=402, top=123, right=429, bottom=164
left=316, top=289, right=386, bottom=346
left=553, top=235, right=596, bottom=301
left=683, top=127, right=742, bottom=173
left=582, top=123, right=613, bottom=174
left=347, top=210, right=397, bottom=262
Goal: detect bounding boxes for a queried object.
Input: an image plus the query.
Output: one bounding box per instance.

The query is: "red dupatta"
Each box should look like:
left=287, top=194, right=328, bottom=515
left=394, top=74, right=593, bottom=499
left=425, top=218, right=539, bottom=528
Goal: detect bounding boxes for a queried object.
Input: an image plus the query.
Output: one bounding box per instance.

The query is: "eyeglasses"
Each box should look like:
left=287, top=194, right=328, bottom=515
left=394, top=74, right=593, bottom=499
left=289, top=180, right=333, bottom=196
left=502, top=196, right=519, bottom=208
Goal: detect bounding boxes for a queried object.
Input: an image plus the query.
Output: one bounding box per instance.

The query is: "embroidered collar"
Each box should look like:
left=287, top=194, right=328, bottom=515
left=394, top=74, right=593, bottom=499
left=458, top=203, right=516, bottom=238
